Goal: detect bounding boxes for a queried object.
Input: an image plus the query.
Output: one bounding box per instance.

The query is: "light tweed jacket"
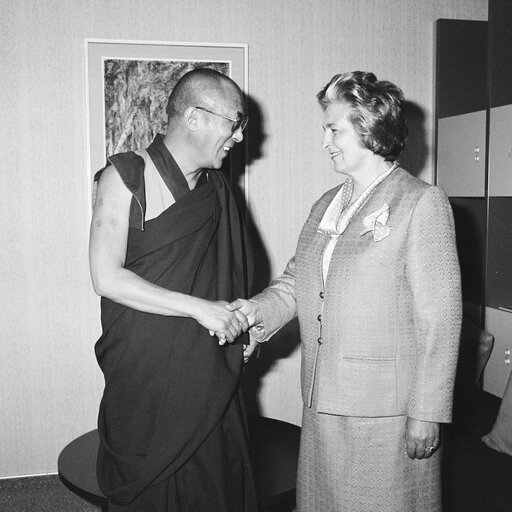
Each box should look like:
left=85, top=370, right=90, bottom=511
left=253, top=168, right=462, bottom=422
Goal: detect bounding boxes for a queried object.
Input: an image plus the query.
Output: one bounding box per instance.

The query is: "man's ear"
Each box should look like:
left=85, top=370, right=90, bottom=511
left=184, top=107, right=200, bottom=131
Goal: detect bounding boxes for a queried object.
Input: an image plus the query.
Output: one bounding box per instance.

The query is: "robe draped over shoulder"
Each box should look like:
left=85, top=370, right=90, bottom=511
left=94, top=135, right=255, bottom=510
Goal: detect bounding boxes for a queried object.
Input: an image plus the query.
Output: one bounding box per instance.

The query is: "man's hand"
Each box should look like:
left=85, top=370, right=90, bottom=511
left=192, top=299, right=249, bottom=344
left=405, top=417, right=440, bottom=459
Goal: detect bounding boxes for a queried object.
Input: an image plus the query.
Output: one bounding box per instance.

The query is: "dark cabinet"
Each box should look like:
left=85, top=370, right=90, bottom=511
left=435, top=2, right=512, bottom=398
left=435, top=18, right=487, bottom=314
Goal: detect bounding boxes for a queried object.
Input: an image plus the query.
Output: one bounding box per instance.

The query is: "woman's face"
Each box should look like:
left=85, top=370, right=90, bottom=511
left=321, top=102, right=375, bottom=176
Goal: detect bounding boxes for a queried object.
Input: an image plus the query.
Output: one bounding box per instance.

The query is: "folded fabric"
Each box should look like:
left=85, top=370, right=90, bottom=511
left=482, top=371, right=512, bottom=456
left=360, top=203, right=391, bottom=242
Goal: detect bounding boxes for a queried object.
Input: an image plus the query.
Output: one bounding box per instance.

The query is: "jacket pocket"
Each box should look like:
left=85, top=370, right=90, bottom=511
left=320, top=357, right=399, bottom=417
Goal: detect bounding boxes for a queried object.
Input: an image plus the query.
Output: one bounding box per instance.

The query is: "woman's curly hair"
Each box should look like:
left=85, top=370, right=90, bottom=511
left=317, top=71, right=408, bottom=161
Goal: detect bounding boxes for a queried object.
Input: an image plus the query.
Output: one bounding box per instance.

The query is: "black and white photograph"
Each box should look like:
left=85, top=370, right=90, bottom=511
left=2, top=1, right=512, bottom=512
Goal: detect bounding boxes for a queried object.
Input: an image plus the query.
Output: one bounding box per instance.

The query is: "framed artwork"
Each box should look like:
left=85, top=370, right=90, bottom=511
left=84, top=39, right=248, bottom=207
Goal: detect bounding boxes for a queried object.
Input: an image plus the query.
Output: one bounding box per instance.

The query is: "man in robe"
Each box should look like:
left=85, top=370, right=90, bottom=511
left=89, top=68, right=257, bottom=512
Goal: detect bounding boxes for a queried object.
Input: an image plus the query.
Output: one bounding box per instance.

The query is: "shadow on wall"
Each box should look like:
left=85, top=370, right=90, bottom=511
left=227, top=94, right=302, bottom=418
left=228, top=93, right=272, bottom=296
left=242, top=320, right=301, bottom=417
left=400, top=101, right=429, bottom=178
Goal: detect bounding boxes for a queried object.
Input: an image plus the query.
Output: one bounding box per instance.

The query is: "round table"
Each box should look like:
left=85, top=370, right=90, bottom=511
left=58, top=416, right=300, bottom=511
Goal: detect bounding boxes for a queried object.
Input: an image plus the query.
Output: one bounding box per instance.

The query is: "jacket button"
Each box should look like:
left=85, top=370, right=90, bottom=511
left=317, top=337, right=323, bottom=345
left=319, top=291, right=324, bottom=299
left=317, top=314, right=322, bottom=322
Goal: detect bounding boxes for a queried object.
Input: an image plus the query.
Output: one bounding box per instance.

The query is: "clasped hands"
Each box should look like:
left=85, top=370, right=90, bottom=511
left=197, top=298, right=262, bottom=360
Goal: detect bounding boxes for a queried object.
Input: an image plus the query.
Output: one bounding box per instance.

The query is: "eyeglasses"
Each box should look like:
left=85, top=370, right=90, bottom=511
left=194, top=106, right=249, bottom=133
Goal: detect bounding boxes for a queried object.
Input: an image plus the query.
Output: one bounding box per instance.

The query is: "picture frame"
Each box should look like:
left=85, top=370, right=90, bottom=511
left=84, top=39, right=248, bottom=209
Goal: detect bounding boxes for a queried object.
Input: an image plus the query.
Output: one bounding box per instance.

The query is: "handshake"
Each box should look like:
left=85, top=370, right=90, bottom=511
left=196, top=298, right=264, bottom=361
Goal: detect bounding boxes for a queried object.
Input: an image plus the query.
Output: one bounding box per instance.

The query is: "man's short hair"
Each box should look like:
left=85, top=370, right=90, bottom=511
left=166, top=68, right=241, bottom=122
left=317, top=71, right=408, bottom=161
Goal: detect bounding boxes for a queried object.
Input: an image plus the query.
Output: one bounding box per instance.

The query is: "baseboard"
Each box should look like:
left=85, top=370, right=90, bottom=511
left=0, top=472, right=58, bottom=481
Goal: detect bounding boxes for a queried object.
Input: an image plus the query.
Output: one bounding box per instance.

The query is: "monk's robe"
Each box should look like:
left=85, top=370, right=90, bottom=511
left=94, top=135, right=257, bottom=512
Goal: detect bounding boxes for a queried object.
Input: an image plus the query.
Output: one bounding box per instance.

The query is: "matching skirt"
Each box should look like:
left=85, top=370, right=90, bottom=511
left=297, top=406, right=441, bottom=512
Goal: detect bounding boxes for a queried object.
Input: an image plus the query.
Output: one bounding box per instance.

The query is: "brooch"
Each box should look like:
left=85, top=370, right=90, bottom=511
left=360, top=203, right=391, bottom=242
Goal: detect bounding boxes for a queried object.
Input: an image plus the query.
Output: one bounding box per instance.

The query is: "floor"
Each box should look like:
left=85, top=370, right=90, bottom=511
left=443, top=390, right=512, bottom=512
left=0, top=474, right=100, bottom=512
left=1, top=391, right=510, bottom=512
left=0, top=473, right=292, bottom=512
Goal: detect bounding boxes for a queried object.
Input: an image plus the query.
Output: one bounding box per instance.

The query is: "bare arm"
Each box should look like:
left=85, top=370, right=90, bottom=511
left=89, top=165, right=246, bottom=341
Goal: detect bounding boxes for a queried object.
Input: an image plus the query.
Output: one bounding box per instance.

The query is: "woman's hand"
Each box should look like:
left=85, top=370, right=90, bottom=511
left=225, top=299, right=263, bottom=327
left=243, top=337, right=260, bottom=363
left=191, top=299, right=249, bottom=344
left=405, top=417, right=440, bottom=459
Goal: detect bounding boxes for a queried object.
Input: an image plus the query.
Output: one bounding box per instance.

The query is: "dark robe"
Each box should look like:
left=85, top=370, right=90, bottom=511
left=94, top=135, right=257, bottom=511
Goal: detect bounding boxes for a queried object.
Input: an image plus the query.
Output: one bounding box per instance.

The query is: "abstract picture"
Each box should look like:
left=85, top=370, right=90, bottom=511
left=85, top=39, right=247, bottom=207
left=103, top=59, right=229, bottom=157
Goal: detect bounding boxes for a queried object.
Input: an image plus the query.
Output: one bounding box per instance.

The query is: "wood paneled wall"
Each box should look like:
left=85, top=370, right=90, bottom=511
left=0, top=0, right=487, bottom=477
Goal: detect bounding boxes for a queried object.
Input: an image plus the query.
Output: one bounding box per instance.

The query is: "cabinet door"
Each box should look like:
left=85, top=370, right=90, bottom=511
left=488, top=104, right=512, bottom=196
left=484, top=307, right=512, bottom=397
left=435, top=19, right=487, bottom=195
left=437, top=111, right=487, bottom=197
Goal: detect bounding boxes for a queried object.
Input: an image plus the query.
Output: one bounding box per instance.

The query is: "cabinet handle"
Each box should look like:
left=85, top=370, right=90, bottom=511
left=506, top=348, right=511, bottom=365
left=474, top=146, right=480, bottom=162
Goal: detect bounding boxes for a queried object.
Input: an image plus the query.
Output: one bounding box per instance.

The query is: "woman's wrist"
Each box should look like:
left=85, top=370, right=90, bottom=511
left=249, top=299, right=264, bottom=325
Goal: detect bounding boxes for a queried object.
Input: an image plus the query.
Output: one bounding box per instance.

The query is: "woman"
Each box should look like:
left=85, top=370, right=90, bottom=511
left=229, top=71, right=462, bottom=511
